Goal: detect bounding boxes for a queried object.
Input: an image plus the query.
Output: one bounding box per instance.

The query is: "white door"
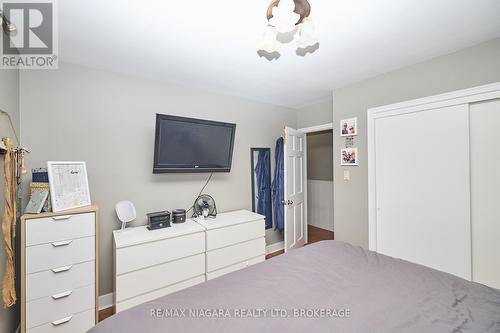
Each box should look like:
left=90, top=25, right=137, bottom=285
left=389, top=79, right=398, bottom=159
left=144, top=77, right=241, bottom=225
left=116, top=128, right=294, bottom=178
left=373, top=104, right=471, bottom=280
left=283, top=127, right=307, bottom=251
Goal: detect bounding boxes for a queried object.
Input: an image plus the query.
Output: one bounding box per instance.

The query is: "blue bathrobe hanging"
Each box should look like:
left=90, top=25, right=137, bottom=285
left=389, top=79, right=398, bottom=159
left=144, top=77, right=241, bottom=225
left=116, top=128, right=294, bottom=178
left=271, top=137, right=284, bottom=232
left=255, top=150, right=272, bottom=229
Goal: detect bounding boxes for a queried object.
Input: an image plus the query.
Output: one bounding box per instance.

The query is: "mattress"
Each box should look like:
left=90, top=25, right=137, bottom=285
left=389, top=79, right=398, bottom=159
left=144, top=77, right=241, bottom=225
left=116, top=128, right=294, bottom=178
left=90, top=240, right=500, bottom=333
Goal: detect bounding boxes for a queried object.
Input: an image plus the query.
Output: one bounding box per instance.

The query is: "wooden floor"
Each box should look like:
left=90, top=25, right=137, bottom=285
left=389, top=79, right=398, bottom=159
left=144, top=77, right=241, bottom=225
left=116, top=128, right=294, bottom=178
left=99, top=306, right=115, bottom=322
left=265, top=225, right=334, bottom=259
left=98, top=224, right=334, bottom=322
left=307, top=224, right=335, bottom=243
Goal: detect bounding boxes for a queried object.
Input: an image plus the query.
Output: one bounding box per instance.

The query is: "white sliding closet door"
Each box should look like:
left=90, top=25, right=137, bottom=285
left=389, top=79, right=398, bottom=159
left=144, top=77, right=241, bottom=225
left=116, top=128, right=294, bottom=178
left=470, top=99, right=500, bottom=289
left=374, top=104, right=471, bottom=279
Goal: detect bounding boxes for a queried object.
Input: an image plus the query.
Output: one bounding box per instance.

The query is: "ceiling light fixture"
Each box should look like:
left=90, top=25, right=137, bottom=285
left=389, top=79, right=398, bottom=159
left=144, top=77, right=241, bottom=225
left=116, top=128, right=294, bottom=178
left=258, top=0, right=318, bottom=59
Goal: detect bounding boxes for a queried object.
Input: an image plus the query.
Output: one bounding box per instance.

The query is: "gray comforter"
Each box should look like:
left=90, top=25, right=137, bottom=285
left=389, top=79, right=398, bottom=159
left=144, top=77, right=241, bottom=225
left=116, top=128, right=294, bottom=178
left=90, top=241, right=500, bottom=333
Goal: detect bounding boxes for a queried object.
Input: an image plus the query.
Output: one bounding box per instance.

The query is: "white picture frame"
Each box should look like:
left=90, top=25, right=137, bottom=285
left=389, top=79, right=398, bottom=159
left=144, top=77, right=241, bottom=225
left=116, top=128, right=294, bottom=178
left=341, top=148, right=358, bottom=166
left=340, top=117, right=358, bottom=137
left=47, top=161, right=91, bottom=212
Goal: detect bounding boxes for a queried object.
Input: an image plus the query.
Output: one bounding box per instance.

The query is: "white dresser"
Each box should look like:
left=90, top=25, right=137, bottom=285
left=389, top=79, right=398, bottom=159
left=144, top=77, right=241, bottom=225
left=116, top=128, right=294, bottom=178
left=113, top=220, right=206, bottom=313
left=195, top=210, right=266, bottom=280
left=21, top=206, right=99, bottom=333
left=112, top=210, right=266, bottom=311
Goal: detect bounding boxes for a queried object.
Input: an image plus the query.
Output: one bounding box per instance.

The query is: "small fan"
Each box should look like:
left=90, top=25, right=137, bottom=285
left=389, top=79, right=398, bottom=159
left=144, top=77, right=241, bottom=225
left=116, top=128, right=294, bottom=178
left=192, top=194, right=217, bottom=219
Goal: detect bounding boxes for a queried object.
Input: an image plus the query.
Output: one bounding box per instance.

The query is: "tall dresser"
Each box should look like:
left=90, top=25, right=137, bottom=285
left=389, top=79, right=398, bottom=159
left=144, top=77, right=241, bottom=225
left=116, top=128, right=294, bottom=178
left=21, top=206, right=99, bottom=333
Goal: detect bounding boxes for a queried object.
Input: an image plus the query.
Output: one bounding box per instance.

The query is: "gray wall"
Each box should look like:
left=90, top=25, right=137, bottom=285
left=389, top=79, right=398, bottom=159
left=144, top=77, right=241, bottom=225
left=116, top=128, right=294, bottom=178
left=19, top=63, right=295, bottom=296
left=306, top=131, right=333, bottom=181
left=295, top=97, right=333, bottom=128
left=296, top=97, right=334, bottom=180
left=0, top=68, right=19, bottom=333
left=332, top=38, right=500, bottom=249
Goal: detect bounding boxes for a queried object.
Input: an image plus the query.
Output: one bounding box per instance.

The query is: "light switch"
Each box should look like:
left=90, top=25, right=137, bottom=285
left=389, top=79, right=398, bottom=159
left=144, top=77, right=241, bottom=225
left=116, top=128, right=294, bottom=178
left=343, top=170, right=350, bottom=181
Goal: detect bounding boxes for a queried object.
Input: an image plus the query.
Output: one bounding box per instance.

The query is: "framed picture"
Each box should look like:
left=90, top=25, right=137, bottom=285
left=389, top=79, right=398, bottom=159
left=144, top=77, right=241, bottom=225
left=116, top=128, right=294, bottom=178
left=47, top=161, right=91, bottom=212
left=340, top=117, right=358, bottom=137
left=341, top=148, right=358, bottom=166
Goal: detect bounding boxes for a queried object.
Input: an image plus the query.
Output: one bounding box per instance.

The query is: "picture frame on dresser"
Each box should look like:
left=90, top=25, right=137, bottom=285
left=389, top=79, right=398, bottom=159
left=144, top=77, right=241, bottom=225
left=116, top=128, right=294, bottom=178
left=21, top=205, right=99, bottom=333
left=47, top=161, right=91, bottom=212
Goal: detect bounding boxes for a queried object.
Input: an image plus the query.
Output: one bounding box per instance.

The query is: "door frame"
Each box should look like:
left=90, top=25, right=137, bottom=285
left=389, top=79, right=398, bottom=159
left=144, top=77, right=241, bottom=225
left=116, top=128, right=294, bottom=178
left=297, top=122, right=334, bottom=245
left=367, top=81, right=500, bottom=252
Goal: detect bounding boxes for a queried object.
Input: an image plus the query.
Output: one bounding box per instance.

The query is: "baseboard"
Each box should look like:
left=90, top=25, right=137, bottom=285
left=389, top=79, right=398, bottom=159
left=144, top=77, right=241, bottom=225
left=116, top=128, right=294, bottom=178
left=266, top=241, right=284, bottom=255
left=99, top=293, right=114, bottom=310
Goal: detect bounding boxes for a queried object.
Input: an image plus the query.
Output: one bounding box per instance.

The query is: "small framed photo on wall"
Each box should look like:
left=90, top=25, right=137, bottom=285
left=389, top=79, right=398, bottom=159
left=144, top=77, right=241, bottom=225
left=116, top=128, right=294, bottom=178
left=341, top=148, right=358, bottom=166
left=340, top=117, right=358, bottom=137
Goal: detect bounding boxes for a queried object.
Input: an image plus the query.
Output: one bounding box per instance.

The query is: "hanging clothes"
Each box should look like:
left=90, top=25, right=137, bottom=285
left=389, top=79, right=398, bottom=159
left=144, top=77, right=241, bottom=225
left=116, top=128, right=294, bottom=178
left=255, top=150, right=272, bottom=228
left=2, top=137, right=16, bottom=307
left=271, top=137, right=284, bottom=232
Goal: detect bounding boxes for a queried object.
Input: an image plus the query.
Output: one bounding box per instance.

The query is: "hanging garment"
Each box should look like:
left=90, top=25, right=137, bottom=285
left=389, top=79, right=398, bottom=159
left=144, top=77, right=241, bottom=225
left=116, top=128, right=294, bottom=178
left=2, top=137, right=16, bottom=307
left=255, top=150, right=272, bottom=228
left=271, top=137, right=284, bottom=232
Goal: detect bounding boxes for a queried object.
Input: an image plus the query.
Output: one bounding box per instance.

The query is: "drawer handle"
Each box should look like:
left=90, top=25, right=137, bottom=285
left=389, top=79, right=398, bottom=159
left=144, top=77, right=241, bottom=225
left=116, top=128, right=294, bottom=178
left=52, top=215, right=73, bottom=221
left=52, top=265, right=73, bottom=273
left=52, top=315, right=73, bottom=326
left=52, top=240, right=73, bottom=247
left=52, top=290, right=73, bottom=300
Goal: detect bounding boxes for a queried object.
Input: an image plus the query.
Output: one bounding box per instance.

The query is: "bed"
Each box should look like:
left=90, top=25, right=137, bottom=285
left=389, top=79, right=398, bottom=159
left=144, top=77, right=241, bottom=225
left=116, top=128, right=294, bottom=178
left=90, top=240, right=500, bottom=333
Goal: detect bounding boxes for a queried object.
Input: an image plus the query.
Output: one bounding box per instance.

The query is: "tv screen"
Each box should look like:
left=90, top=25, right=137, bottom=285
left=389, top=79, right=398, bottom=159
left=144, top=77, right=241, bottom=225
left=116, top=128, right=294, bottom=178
left=153, top=114, right=236, bottom=173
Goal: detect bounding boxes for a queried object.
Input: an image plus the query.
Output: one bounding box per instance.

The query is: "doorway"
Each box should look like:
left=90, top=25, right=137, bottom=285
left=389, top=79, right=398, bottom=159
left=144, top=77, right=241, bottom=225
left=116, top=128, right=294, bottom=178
left=282, top=123, right=334, bottom=252
left=303, top=126, right=334, bottom=242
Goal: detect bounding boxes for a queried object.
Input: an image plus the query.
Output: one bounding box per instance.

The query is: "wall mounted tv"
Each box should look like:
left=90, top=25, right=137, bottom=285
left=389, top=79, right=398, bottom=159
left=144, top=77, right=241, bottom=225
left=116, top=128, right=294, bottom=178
left=153, top=114, right=237, bottom=173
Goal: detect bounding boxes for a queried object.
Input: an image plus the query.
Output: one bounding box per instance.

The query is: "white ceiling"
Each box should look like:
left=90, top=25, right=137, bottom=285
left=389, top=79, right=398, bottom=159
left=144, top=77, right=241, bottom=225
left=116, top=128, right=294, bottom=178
left=59, top=0, right=500, bottom=108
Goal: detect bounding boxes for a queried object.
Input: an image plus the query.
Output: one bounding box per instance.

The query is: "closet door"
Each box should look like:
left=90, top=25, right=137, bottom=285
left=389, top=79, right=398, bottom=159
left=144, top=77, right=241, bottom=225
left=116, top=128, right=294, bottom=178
left=470, top=99, right=500, bottom=289
left=374, top=104, right=471, bottom=279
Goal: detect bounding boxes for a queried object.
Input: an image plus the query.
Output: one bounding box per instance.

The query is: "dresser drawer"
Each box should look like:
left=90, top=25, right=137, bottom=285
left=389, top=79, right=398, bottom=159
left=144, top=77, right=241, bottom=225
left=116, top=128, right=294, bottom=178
left=27, top=308, right=94, bottom=333
left=207, top=237, right=265, bottom=272
left=207, top=255, right=265, bottom=280
left=26, top=213, right=95, bottom=246
left=116, top=275, right=205, bottom=313
left=206, top=219, right=265, bottom=251
left=27, top=261, right=95, bottom=301
left=26, top=237, right=95, bottom=274
left=26, top=284, right=95, bottom=329
left=115, top=231, right=205, bottom=275
left=116, top=254, right=205, bottom=302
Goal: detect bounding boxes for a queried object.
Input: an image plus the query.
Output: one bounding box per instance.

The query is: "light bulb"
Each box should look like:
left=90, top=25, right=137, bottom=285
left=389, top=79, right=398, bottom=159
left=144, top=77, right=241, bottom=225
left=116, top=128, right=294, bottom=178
left=259, top=25, right=279, bottom=53
left=295, top=17, right=318, bottom=49
left=269, top=0, right=300, bottom=33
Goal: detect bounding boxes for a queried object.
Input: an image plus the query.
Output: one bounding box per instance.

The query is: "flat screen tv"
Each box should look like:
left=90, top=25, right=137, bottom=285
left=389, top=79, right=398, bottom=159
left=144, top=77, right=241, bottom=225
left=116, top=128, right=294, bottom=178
left=153, top=114, right=236, bottom=173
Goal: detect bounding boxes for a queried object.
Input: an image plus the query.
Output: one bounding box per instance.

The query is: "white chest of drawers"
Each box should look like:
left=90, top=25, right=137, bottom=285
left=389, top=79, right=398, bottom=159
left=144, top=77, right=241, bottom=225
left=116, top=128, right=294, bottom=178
left=113, top=220, right=206, bottom=313
left=196, top=210, right=266, bottom=280
left=112, top=210, right=266, bottom=312
left=21, top=206, right=99, bottom=333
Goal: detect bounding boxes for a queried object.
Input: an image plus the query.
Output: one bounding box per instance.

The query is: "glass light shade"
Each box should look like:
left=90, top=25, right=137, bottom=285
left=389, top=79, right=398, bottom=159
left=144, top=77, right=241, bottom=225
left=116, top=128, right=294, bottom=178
left=295, top=17, right=318, bottom=49
left=269, top=0, right=300, bottom=33
left=259, top=25, right=279, bottom=53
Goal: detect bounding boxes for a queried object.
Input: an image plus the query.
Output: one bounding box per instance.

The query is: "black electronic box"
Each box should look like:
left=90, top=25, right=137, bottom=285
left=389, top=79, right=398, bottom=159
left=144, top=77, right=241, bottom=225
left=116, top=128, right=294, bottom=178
left=147, top=211, right=171, bottom=230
